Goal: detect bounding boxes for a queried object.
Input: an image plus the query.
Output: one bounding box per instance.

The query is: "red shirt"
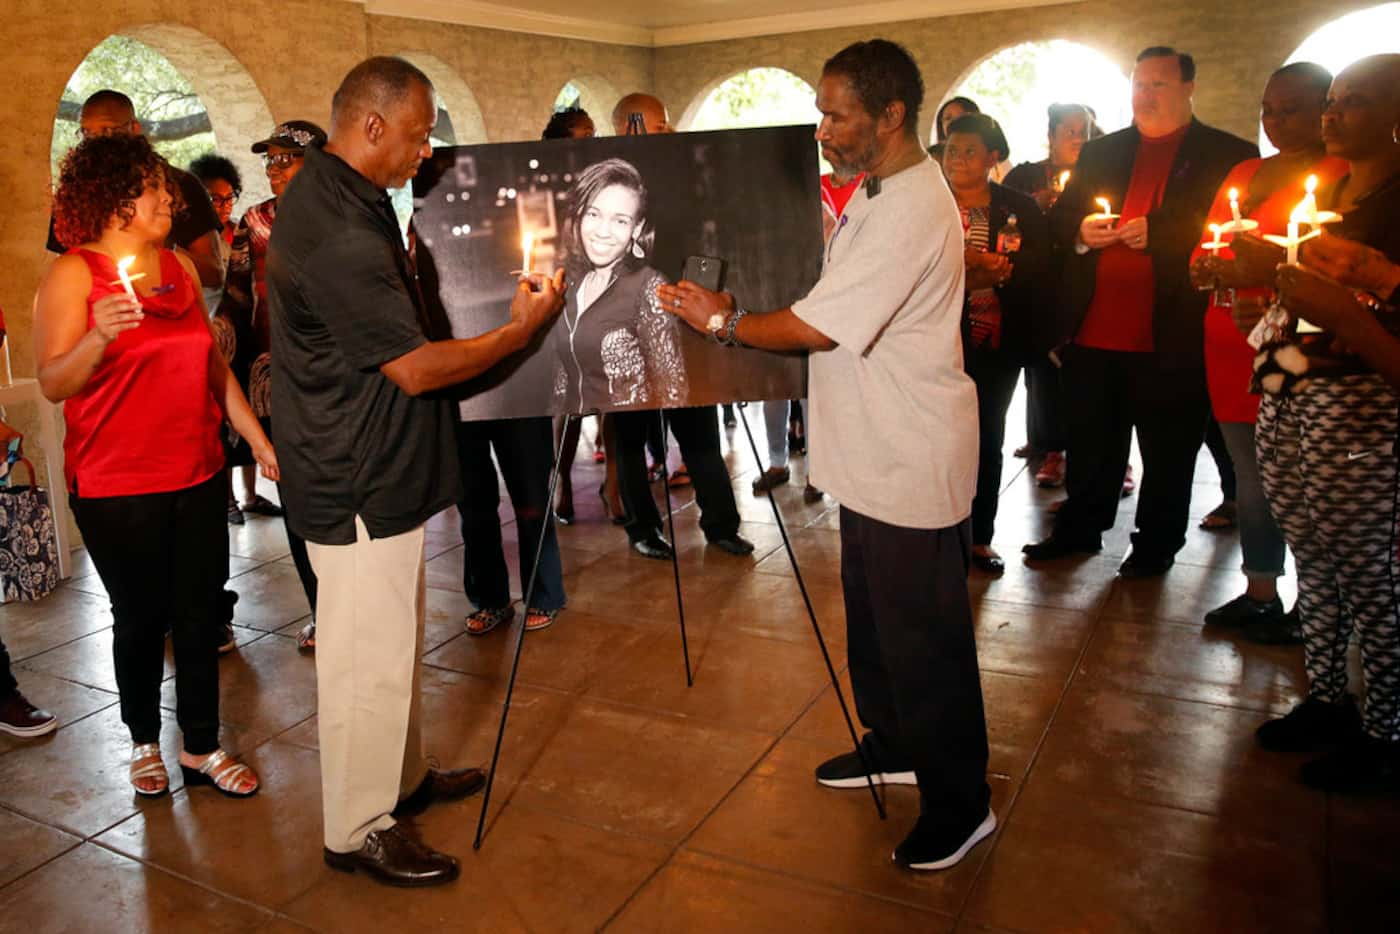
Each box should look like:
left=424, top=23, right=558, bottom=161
left=1191, top=155, right=1350, bottom=423
left=64, top=249, right=224, bottom=497
left=821, top=173, right=864, bottom=219
left=1077, top=125, right=1189, bottom=353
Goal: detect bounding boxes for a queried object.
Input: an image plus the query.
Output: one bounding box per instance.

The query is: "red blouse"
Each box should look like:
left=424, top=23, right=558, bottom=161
left=64, top=248, right=225, bottom=497
left=1191, top=155, right=1350, bottom=423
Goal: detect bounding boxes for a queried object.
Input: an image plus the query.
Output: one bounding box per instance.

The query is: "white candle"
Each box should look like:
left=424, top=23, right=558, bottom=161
left=116, top=256, right=138, bottom=299
left=1285, top=220, right=1299, bottom=265
left=1207, top=223, right=1223, bottom=250
left=1228, top=188, right=1242, bottom=226
left=521, top=233, right=534, bottom=276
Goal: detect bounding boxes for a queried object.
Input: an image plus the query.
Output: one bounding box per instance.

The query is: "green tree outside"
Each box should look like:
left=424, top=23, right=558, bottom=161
left=51, top=35, right=215, bottom=180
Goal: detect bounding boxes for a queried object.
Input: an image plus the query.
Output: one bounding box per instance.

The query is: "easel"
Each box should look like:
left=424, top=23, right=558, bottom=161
left=471, top=114, right=884, bottom=848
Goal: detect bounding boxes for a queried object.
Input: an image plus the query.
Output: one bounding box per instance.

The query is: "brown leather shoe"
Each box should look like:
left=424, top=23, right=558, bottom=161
left=393, top=766, right=487, bottom=817
left=0, top=690, right=58, bottom=738
left=323, top=824, right=460, bottom=887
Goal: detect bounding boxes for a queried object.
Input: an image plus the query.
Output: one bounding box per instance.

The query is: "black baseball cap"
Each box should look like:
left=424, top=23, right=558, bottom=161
left=251, top=120, right=327, bottom=154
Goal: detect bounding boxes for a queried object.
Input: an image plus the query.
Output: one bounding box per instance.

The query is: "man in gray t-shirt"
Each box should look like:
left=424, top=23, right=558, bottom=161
left=660, top=39, right=993, bottom=873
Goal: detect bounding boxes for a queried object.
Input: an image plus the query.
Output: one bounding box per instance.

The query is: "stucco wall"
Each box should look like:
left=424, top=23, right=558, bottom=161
left=656, top=0, right=1375, bottom=145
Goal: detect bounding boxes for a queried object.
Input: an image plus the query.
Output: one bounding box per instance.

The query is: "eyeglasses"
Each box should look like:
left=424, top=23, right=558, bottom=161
left=262, top=152, right=304, bottom=170
left=79, top=121, right=136, bottom=139
left=209, top=194, right=238, bottom=206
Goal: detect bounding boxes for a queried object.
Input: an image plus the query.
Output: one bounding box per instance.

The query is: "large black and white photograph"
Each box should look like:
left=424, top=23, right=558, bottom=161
left=413, top=125, right=822, bottom=420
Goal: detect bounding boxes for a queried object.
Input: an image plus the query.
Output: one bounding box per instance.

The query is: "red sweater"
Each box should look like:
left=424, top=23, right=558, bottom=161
left=1077, top=125, right=1188, bottom=353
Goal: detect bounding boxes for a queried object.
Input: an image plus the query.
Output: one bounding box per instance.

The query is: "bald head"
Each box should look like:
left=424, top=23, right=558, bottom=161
left=612, top=93, right=672, bottom=135
left=327, top=56, right=438, bottom=190
left=1322, top=53, right=1400, bottom=160
left=331, top=56, right=434, bottom=129
left=79, top=89, right=139, bottom=138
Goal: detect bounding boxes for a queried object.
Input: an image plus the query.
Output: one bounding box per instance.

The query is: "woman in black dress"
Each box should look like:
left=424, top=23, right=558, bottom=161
left=552, top=158, right=687, bottom=413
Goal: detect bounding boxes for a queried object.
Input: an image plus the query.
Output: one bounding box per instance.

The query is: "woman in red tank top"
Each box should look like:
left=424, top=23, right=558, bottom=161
left=33, top=134, right=276, bottom=799
left=1187, top=63, right=1342, bottom=644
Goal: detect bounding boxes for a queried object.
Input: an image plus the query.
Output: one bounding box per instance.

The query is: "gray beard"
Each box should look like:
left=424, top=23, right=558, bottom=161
left=830, top=136, right=880, bottom=176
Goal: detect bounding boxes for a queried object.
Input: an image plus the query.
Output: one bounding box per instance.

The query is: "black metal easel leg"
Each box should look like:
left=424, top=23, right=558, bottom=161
left=474, top=413, right=574, bottom=850
left=735, top=402, right=885, bottom=820
left=658, top=409, right=694, bottom=687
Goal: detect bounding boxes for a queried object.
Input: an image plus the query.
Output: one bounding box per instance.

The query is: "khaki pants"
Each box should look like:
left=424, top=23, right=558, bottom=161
left=306, top=516, right=428, bottom=852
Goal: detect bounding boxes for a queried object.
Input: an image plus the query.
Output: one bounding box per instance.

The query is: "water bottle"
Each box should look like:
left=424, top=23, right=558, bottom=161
left=997, top=214, right=1022, bottom=254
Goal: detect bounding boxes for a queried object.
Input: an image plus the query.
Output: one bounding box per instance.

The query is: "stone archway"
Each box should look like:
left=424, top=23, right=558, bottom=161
left=118, top=24, right=277, bottom=205
left=553, top=73, right=621, bottom=137
left=677, top=66, right=818, bottom=132
left=395, top=51, right=488, bottom=145
left=939, top=39, right=1131, bottom=165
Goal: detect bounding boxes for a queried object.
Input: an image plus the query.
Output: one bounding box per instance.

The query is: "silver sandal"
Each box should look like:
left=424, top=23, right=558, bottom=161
left=130, top=743, right=169, bottom=797
left=180, top=748, right=259, bottom=798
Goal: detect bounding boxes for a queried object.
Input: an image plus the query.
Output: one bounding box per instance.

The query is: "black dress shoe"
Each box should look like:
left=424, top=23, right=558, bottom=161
left=632, top=534, right=674, bottom=560
left=323, top=824, right=460, bottom=887
left=1021, top=535, right=1101, bottom=561
left=708, top=534, right=755, bottom=556
left=1118, top=550, right=1174, bottom=579
left=393, top=766, right=487, bottom=817
left=970, top=552, right=1005, bottom=574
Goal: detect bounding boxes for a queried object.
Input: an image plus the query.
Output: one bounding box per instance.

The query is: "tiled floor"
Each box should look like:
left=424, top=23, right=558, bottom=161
left=2, top=402, right=1397, bottom=933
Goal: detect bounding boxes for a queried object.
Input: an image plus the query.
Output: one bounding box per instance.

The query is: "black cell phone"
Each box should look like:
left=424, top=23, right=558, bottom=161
left=682, top=255, right=725, bottom=292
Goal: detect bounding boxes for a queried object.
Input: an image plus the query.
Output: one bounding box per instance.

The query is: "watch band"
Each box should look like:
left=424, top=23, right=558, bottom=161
left=718, top=307, right=748, bottom=347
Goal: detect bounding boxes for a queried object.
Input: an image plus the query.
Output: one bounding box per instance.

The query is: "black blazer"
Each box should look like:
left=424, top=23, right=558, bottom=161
left=965, top=183, right=1050, bottom=363
left=1048, top=119, right=1257, bottom=368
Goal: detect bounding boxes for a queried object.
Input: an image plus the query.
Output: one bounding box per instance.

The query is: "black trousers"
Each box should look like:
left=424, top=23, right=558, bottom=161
left=841, top=508, right=990, bottom=827
left=966, top=345, right=1023, bottom=546
left=72, top=471, right=227, bottom=753
left=259, top=417, right=317, bottom=615
left=613, top=406, right=740, bottom=543
left=1024, top=356, right=1067, bottom=451
left=0, top=635, right=16, bottom=696
left=454, top=417, right=566, bottom=611
left=1054, top=345, right=1209, bottom=558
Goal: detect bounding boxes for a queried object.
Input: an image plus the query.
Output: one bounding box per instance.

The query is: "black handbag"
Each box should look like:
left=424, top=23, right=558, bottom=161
left=0, top=457, right=60, bottom=603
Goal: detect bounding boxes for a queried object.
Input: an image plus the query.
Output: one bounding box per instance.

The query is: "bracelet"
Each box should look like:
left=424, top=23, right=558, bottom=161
left=718, top=306, right=748, bottom=347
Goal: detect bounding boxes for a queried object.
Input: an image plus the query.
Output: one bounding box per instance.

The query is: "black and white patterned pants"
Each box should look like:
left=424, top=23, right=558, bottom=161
left=1256, top=374, right=1400, bottom=742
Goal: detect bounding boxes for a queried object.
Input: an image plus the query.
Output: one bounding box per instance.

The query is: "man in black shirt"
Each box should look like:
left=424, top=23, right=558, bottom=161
left=46, top=90, right=224, bottom=289
left=268, top=57, right=564, bottom=887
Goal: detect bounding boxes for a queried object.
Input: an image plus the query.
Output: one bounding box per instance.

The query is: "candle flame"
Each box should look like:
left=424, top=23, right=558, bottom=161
left=1304, top=174, right=1317, bottom=195
left=1058, top=170, right=1070, bottom=188
left=521, top=233, right=534, bottom=273
left=1228, top=188, right=1239, bottom=203
left=1209, top=223, right=1221, bottom=237
left=1095, top=197, right=1111, bottom=216
left=117, top=256, right=135, bottom=273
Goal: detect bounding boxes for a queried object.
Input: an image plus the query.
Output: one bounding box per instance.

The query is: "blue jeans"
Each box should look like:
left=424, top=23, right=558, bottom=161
left=1219, top=419, right=1285, bottom=579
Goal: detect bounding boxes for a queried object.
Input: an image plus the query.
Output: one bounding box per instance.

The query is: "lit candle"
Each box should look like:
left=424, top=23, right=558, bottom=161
left=1095, top=197, right=1112, bottom=217
left=1055, top=170, right=1070, bottom=192
left=521, top=233, right=534, bottom=276
left=116, top=256, right=138, bottom=299
left=1300, top=175, right=1318, bottom=225
left=1228, top=188, right=1242, bottom=226
left=1285, top=218, right=1300, bottom=265
left=1204, top=223, right=1224, bottom=251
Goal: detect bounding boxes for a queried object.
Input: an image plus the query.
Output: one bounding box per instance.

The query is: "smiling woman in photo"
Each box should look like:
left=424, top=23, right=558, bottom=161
left=551, top=157, right=687, bottom=413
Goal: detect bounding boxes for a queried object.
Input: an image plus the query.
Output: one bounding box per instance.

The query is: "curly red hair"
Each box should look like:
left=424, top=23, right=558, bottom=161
left=52, top=135, right=185, bottom=249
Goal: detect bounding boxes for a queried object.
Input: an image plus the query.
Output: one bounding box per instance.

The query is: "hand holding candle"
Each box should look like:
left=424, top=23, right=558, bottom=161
left=114, top=256, right=142, bottom=299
